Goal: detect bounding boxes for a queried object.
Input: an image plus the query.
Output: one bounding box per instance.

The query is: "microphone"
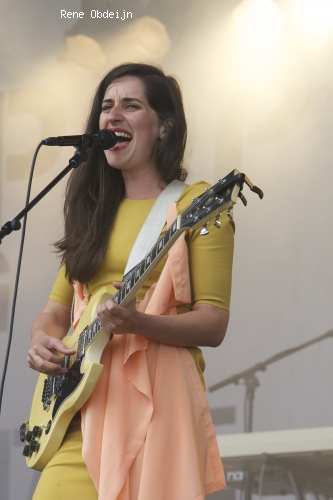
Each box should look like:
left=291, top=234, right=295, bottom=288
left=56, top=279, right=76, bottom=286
left=42, top=129, right=117, bottom=150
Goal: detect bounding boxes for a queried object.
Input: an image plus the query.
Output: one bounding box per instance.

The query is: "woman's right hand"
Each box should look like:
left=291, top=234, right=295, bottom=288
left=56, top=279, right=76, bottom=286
left=28, top=331, right=76, bottom=376
left=27, top=300, right=75, bottom=376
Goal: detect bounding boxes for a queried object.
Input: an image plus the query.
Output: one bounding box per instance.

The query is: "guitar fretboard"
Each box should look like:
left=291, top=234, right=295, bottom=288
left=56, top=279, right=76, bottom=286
left=77, top=319, right=102, bottom=358
left=114, top=219, right=179, bottom=305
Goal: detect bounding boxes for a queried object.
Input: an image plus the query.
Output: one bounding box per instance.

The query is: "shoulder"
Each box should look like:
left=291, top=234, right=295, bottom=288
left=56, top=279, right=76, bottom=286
left=176, top=181, right=210, bottom=213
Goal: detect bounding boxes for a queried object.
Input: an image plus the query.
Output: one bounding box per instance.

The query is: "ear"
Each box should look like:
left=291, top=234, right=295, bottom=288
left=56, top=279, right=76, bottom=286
left=159, top=118, right=174, bottom=139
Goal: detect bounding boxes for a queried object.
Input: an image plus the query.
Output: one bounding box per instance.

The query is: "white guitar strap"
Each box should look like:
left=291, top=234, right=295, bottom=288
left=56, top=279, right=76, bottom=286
left=123, top=179, right=187, bottom=280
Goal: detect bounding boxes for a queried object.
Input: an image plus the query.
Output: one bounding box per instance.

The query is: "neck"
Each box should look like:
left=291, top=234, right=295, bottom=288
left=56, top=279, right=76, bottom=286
left=122, top=169, right=166, bottom=200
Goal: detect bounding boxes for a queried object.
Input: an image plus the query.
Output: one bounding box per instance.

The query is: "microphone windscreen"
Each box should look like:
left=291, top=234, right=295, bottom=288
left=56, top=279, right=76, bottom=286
left=98, top=129, right=117, bottom=149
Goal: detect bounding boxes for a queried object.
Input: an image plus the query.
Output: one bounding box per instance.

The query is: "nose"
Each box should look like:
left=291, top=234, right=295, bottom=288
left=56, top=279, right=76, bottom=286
left=106, top=104, right=123, bottom=124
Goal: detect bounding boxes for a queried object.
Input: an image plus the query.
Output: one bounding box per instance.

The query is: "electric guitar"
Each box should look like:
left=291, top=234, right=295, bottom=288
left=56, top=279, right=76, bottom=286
left=20, top=169, right=263, bottom=471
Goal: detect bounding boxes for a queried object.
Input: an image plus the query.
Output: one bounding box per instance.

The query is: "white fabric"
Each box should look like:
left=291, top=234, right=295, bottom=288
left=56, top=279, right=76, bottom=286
left=123, top=179, right=187, bottom=278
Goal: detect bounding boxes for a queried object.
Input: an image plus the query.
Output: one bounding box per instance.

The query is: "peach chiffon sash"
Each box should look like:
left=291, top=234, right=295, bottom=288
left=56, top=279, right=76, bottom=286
left=73, top=202, right=226, bottom=499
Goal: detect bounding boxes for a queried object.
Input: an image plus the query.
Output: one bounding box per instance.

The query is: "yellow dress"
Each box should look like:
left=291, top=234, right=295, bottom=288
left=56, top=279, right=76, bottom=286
left=33, top=182, right=234, bottom=500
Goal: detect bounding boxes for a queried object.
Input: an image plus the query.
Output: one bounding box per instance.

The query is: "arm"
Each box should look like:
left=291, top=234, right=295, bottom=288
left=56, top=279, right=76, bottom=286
left=28, top=299, right=75, bottom=376
left=97, top=299, right=229, bottom=347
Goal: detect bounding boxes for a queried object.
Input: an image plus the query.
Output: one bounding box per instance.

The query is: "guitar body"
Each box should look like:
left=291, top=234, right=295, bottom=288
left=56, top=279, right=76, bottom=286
left=23, top=288, right=112, bottom=471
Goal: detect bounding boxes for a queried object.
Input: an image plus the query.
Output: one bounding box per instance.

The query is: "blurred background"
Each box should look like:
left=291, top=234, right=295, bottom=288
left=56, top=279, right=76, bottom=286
left=0, top=0, right=332, bottom=498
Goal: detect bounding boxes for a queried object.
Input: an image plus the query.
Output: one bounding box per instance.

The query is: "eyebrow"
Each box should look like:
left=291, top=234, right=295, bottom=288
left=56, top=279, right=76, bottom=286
left=101, top=97, right=144, bottom=105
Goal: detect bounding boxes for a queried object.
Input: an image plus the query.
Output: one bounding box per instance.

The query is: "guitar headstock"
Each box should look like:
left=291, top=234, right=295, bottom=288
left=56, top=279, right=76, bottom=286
left=179, top=169, right=244, bottom=231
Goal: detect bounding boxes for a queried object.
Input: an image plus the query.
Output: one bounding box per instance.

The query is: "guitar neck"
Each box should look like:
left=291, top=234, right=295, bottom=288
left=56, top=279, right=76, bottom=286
left=113, top=217, right=183, bottom=307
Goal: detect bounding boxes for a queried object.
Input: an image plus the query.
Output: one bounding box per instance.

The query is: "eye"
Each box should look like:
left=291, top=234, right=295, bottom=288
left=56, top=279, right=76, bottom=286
left=101, top=104, right=113, bottom=112
left=126, top=103, right=140, bottom=110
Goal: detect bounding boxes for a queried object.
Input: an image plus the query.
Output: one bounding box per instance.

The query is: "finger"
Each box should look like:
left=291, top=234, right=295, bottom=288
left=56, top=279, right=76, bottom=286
left=105, top=300, right=120, bottom=314
left=97, top=300, right=120, bottom=317
left=112, top=281, right=123, bottom=290
left=27, top=352, right=67, bottom=376
left=106, top=300, right=129, bottom=318
left=48, top=338, right=76, bottom=356
left=30, top=341, right=74, bottom=364
left=29, top=348, right=66, bottom=371
left=97, top=302, right=112, bottom=314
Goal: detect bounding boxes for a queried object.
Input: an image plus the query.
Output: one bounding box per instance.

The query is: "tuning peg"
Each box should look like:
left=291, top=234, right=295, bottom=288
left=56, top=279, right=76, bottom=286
left=200, top=223, right=209, bottom=236
left=227, top=208, right=233, bottom=220
left=213, top=215, right=221, bottom=228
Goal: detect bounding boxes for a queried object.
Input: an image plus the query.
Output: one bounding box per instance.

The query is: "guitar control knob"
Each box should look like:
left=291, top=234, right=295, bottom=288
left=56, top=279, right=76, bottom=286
left=22, top=445, right=31, bottom=457
left=25, top=430, right=33, bottom=443
left=33, top=426, right=42, bottom=438
left=19, top=423, right=27, bottom=443
left=45, top=420, right=52, bottom=435
left=30, top=440, right=40, bottom=453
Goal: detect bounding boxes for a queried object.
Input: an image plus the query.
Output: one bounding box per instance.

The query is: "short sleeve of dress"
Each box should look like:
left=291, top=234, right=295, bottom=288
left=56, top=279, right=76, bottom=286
left=49, top=264, right=74, bottom=307
left=177, top=182, right=235, bottom=310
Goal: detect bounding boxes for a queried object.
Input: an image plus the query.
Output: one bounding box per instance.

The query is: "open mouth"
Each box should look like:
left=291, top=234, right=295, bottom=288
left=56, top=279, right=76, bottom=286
left=114, top=131, right=132, bottom=143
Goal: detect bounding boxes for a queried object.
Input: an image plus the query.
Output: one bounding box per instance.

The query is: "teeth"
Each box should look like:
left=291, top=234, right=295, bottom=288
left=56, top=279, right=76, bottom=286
left=114, top=131, right=132, bottom=139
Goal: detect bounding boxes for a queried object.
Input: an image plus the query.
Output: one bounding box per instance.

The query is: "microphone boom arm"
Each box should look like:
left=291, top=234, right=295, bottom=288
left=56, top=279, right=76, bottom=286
left=209, top=329, right=333, bottom=392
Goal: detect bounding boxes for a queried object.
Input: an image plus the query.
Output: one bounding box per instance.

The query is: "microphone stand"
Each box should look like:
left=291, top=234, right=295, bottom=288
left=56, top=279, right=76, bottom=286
left=0, top=145, right=88, bottom=244
left=209, top=330, right=333, bottom=499
left=0, top=144, right=92, bottom=417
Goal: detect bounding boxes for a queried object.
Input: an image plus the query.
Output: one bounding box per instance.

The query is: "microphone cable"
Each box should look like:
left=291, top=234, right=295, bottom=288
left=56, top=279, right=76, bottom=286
left=0, top=141, right=43, bottom=417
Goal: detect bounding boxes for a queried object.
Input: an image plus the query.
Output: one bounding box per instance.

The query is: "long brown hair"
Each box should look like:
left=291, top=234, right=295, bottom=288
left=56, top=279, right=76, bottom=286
left=55, top=63, right=187, bottom=284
